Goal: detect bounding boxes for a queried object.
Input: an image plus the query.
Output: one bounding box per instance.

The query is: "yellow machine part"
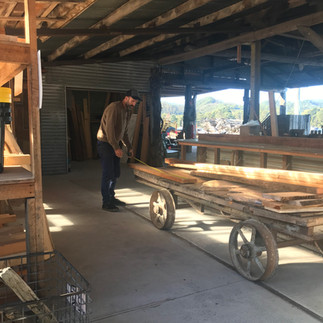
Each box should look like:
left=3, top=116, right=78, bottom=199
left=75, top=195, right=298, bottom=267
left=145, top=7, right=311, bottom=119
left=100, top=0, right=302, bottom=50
left=0, top=88, right=12, bottom=104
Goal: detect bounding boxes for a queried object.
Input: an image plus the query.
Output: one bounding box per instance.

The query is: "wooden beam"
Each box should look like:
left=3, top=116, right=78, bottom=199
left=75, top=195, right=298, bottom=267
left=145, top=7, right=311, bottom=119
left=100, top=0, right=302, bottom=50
left=0, top=182, right=34, bottom=199
left=7, top=26, right=235, bottom=37
left=119, top=0, right=269, bottom=57
left=0, top=16, right=63, bottom=22
left=130, top=96, right=144, bottom=163
left=0, top=42, right=30, bottom=63
left=85, top=0, right=215, bottom=59
left=297, top=25, right=323, bottom=54
left=0, top=62, right=27, bottom=87
left=8, top=0, right=86, bottom=2
left=214, top=48, right=323, bottom=67
left=48, top=0, right=153, bottom=61
left=4, top=154, right=31, bottom=166
left=25, top=0, right=44, bottom=254
left=39, top=0, right=97, bottom=42
left=128, top=163, right=197, bottom=184
left=159, top=10, right=323, bottom=65
left=165, top=159, right=323, bottom=188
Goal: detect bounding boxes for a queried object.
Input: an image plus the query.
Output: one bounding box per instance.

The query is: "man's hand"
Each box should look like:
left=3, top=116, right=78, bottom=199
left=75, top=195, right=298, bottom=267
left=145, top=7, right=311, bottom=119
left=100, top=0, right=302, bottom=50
left=114, top=148, right=123, bottom=158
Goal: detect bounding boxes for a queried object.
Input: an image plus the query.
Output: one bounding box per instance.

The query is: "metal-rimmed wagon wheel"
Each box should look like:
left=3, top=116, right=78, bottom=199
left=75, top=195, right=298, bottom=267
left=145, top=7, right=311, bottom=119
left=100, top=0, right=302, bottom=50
left=149, top=189, right=175, bottom=230
left=229, top=219, right=279, bottom=281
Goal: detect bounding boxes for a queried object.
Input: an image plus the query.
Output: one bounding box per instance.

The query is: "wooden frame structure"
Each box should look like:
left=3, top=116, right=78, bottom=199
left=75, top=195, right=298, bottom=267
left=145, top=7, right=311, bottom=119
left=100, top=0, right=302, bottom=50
left=0, top=0, right=52, bottom=257
left=179, top=134, right=323, bottom=171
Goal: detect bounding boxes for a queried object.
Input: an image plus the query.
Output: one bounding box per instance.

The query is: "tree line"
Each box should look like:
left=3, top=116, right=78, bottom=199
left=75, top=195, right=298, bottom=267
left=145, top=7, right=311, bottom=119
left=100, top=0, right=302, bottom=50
left=161, top=97, right=323, bottom=130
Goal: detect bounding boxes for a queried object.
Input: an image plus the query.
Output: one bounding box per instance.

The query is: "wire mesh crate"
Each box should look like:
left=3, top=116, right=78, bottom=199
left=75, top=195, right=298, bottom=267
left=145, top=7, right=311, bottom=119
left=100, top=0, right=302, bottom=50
left=0, top=251, right=90, bottom=322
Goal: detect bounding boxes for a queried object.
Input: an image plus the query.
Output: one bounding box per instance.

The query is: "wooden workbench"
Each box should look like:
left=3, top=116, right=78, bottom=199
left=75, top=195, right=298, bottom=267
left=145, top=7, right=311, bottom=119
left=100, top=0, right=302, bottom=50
left=179, top=134, right=323, bottom=171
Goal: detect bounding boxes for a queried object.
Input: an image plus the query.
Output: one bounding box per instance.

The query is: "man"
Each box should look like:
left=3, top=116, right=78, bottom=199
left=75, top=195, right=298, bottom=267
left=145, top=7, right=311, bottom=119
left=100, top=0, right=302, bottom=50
left=97, top=89, right=141, bottom=212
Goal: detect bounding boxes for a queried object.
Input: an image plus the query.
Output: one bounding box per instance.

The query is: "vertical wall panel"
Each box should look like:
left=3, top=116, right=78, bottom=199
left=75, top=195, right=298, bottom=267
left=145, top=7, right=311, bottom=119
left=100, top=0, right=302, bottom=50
left=40, top=84, right=67, bottom=175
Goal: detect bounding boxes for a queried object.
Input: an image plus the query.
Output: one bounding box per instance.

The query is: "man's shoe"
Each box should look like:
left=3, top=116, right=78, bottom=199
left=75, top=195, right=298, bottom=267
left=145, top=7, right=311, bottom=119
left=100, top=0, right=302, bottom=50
left=113, top=198, right=126, bottom=206
left=102, top=203, right=119, bottom=212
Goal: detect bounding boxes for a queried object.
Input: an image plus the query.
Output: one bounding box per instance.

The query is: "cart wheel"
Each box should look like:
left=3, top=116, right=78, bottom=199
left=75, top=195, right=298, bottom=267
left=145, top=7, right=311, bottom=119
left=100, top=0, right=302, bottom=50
left=149, top=189, right=175, bottom=230
left=229, top=219, right=278, bottom=281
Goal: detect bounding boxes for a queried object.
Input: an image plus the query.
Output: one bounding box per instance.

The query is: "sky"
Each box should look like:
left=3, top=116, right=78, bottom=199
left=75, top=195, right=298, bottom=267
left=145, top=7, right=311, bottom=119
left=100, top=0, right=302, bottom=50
left=161, top=85, right=323, bottom=106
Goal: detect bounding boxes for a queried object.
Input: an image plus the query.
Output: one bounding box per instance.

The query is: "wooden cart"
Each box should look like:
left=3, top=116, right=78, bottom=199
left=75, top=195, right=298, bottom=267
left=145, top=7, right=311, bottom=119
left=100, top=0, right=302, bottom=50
left=129, top=163, right=323, bottom=281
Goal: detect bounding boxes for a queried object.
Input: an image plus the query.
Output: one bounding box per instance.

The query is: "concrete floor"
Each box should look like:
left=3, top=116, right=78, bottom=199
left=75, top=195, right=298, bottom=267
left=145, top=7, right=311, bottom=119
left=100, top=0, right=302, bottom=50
left=42, top=159, right=323, bottom=323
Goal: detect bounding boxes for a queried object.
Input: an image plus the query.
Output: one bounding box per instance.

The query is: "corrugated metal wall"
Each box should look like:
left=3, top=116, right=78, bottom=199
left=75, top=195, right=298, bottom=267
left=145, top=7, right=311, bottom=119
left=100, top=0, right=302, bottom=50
left=40, top=84, right=67, bottom=174
left=40, top=83, right=67, bottom=175
left=41, top=61, right=155, bottom=174
left=44, top=61, right=154, bottom=91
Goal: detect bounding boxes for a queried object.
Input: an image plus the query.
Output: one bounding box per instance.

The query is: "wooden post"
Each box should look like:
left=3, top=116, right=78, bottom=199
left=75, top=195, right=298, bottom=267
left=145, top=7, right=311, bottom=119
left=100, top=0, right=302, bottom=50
left=268, top=91, right=279, bottom=137
left=183, top=85, right=196, bottom=139
left=197, top=147, right=207, bottom=162
left=180, top=145, right=186, bottom=161
left=149, top=68, right=163, bottom=166
left=214, top=148, right=220, bottom=164
left=130, top=97, right=144, bottom=163
left=282, top=155, right=292, bottom=170
left=249, top=41, right=261, bottom=121
left=260, top=152, right=267, bottom=168
left=25, top=0, right=44, bottom=253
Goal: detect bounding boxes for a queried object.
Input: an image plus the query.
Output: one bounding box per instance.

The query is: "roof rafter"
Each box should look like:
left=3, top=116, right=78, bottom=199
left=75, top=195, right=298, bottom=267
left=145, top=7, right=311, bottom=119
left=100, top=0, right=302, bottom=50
left=83, top=0, right=214, bottom=60
left=118, top=0, right=270, bottom=57
left=47, top=0, right=153, bottom=61
left=297, top=25, right=323, bottom=54
left=39, top=0, right=97, bottom=42
left=159, top=10, right=323, bottom=65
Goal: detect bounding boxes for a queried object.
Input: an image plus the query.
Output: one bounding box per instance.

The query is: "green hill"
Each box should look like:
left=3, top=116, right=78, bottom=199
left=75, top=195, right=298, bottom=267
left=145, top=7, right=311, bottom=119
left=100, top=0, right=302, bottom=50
left=161, top=96, right=323, bottom=129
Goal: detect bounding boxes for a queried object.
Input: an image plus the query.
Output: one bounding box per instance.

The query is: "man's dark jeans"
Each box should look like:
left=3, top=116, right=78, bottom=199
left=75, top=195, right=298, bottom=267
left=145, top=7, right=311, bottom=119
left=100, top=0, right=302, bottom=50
left=97, top=141, right=121, bottom=206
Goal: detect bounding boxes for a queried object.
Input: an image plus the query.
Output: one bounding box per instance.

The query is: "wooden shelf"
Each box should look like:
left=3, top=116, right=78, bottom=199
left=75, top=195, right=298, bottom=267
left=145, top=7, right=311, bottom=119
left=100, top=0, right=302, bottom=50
left=0, top=0, right=53, bottom=256
left=0, top=167, right=34, bottom=200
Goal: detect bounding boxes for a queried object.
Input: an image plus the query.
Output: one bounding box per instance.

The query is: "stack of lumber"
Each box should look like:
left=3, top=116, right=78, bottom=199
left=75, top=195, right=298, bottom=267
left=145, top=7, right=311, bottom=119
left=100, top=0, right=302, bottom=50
left=165, top=158, right=323, bottom=194
left=261, top=192, right=323, bottom=215
left=163, top=158, right=323, bottom=216
left=68, top=96, right=93, bottom=161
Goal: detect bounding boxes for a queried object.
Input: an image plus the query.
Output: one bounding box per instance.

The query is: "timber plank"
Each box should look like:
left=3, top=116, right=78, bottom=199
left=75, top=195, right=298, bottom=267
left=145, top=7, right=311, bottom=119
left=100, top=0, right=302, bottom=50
left=0, top=232, right=25, bottom=244
left=166, top=159, right=323, bottom=188
left=177, top=138, right=323, bottom=160
left=199, top=133, right=323, bottom=149
left=262, top=201, right=323, bottom=213
left=128, top=163, right=197, bottom=183
left=289, top=199, right=323, bottom=207
left=191, top=170, right=321, bottom=193
left=262, top=192, right=317, bottom=201
left=4, top=153, right=31, bottom=166
left=0, top=213, right=16, bottom=225
left=0, top=240, right=26, bottom=257
left=0, top=182, right=35, bottom=200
